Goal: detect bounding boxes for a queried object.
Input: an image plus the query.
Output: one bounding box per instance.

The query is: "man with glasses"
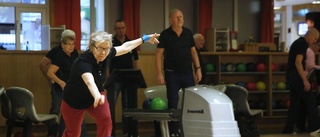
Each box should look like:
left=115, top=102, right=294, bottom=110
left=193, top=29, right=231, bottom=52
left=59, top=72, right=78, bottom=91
left=39, top=29, right=87, bottom=137
left=106, top=19, right=139, bottom=137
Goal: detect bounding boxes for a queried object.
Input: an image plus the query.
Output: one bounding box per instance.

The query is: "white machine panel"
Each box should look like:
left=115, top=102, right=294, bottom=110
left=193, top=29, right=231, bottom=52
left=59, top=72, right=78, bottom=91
left=182, top=85, right=240, bottom=137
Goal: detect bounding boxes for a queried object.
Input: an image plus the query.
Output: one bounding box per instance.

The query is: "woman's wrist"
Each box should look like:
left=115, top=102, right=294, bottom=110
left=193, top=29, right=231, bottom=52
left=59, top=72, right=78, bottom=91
left=141, top=34, right=150, bottom=43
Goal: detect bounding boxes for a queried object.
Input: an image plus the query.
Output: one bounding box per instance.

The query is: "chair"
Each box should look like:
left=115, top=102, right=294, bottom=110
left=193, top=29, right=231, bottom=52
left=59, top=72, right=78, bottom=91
left=0, top=86, right=58, bottom=137
left=224, top=85, right=263, bottom=137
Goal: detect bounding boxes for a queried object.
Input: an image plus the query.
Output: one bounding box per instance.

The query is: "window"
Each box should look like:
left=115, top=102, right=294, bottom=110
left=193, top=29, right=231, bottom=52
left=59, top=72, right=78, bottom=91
left=0, top=1, right=48, bottom=50
left=80, top=0, right=104, bottom=51
left=297, top=22, right=308, bottom=36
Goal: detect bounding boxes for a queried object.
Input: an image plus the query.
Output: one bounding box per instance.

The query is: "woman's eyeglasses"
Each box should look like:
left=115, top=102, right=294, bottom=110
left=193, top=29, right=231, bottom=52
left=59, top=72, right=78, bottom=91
left=93, top=45, right=110, bottom=53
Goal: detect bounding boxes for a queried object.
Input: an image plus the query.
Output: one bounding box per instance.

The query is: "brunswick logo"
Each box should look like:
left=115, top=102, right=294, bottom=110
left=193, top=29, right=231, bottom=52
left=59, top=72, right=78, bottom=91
left=187, top=109, right=204, bottom=114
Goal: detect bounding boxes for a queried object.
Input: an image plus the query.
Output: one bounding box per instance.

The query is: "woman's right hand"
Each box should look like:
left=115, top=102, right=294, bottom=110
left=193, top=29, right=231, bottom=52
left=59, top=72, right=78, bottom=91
left=94, top=94, right=105, bottom=108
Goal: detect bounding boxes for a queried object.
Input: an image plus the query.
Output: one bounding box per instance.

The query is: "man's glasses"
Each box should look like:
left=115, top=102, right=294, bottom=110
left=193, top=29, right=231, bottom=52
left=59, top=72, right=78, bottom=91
left=93, top=45, right=110, bottom=53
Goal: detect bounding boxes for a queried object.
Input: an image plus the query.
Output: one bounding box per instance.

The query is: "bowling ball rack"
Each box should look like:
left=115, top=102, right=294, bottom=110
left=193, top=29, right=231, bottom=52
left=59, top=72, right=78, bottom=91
left=123, top=109, right=181, bottom=137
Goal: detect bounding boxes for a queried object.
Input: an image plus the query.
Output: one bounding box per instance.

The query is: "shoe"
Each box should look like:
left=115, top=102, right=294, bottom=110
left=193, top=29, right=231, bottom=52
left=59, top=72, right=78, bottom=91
left=310, top=129, right=320, bottom=137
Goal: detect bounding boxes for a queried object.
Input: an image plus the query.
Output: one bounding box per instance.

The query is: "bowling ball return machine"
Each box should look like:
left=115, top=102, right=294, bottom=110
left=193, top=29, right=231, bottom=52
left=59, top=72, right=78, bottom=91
left=124, top=85, right=241, bottom=137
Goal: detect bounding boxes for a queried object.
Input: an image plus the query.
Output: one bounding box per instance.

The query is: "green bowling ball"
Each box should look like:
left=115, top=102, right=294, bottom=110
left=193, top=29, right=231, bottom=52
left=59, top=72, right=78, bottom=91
left=205, top=63, right=215, bottom=72
left=150, top=97, right=167, bottom=110
left=236, top=63, right=246, bottom=72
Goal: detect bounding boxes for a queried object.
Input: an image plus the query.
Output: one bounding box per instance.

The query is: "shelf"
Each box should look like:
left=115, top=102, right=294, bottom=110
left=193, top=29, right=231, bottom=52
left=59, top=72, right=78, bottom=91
left=205, top=28, right=230, bottom=52
left=206, top=72, right=218, bottom=75
left=247, top=90, right=268, bottom=94
left=202, top=52, right=292, bottom=117
left=272, top=90, right=289, bottom=93
left=272, top=109, right=288, bottom=112
left=221, top=72, right=267, bottom=75
left=272, top=71, right=286, bottom=74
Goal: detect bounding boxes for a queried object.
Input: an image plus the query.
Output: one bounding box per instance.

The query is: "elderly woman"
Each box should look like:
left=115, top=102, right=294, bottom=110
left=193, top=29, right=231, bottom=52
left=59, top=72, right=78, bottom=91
left=61, top=31, right=159, bottom=137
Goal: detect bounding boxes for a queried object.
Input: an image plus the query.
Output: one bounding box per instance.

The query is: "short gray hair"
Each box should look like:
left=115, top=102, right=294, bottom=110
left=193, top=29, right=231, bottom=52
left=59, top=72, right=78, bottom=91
left=88, top=31, right=112, bottom=50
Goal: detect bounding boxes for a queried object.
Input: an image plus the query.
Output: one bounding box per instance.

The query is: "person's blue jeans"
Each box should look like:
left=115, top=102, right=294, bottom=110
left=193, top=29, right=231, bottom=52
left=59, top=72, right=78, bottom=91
left=48, top=85, right=88, bottom=137
left=165, top=70, right=195, bottom=135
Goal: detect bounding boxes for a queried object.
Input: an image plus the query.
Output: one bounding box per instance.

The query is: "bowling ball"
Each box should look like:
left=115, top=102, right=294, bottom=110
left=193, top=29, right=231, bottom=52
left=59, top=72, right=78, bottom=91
left=235, top=82, right=246, bottom=88
left=257, top=100, right=267, bottom=109
left=246, top=82, right=256, bottom=91
left=286, top=100, right=290, bottom=108
left=282, top=64, right=288, bottom=71
left=226, top=63, right=235, bottom=72
left=256, top=81, right=266, bottom=91
left=272, top=101, right=277, bottom=109
left=276, top=82, right=286, bottom=90
left=150, top=97, right=167, bottom=110
left=256, top=63, right=266, bottom=72
left=220, top=63, right=226, bottom=72
left=276, top=100, right=286, bottom=109
left=272, top=82, right=277, bottom=90
left=246, top=63, right=256, bottom=72
left=14, top=132, right=34, bottom=137
left=205, top=63, right=215, bottom=72
left=236, top=63, right=246, bottom=72
left=248, top=100, right=257, bottom=109
left=271, top=63, right=277, bottom=72
left=142, top=98, right=153, bottom=109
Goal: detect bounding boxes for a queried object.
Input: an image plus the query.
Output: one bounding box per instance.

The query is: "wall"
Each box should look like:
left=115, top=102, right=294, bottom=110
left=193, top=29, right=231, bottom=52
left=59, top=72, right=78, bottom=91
left=140, top=0, right=165, bottom=51
left=139, top=0, right=262, bottom=51
left=139, top=0, right=197, bottom=51
left=105, top=0, right=122, bottom=33
left=212, top=0, right=233, bottom=30
left=238, top=0, right=261, bottom=44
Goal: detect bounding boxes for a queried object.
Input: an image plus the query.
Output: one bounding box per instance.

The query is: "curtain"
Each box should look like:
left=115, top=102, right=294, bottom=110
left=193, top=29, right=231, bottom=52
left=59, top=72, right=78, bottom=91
left=261, top=0, right=274, bottom=43
left=50, top=0, right=81, bottom=50
left=198, top=0, right=212, bottom=36
left=123, top=0, right=141, bottom=41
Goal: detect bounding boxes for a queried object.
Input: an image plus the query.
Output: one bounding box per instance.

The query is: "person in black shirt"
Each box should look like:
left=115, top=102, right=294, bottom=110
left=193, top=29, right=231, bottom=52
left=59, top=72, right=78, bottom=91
left=40, top=30, right=87, bottom=137
left=194, top=33, right=207, bottom=84
left=155, top=9, right=202, bottom=137
left=106, top=19, right=139, bottom=137
left=61, top=31, right=159, bottom=137
left=283, top=28, right=320, bottom=136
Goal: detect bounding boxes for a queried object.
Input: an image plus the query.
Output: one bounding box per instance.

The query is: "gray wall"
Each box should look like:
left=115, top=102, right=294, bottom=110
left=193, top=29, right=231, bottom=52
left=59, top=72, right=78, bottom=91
left=105, top=0, right=122, bottom=33
left=238, top=0, right=261, bottom=44
left=140, top=0, right=165, bottom=51
left=140, top=0, right=197, bottom=51
left=212, top=0, right=233, bottom=29
left=105, top=0, right=262, bottom=51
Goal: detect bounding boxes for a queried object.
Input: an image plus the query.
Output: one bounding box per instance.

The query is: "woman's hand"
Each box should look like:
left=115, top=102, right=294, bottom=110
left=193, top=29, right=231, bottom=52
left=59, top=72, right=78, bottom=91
left=93, top=94, right=105, bottom=108
left=143, top=33, right=160, bottom=44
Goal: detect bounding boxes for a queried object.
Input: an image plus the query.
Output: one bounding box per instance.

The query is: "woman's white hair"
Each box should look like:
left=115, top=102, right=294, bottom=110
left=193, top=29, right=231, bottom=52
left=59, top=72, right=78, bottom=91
left=88, top=31, right=113, bottom=50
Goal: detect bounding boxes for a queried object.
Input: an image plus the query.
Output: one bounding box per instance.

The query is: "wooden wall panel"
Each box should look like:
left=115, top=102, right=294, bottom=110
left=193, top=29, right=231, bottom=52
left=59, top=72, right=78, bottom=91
left=0, top=51, right=158, bottom=125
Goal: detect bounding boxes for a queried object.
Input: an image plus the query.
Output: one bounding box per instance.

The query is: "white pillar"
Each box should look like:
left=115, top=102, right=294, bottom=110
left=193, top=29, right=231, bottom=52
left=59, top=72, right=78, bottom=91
left=285, top=5, right=292, bottom=50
